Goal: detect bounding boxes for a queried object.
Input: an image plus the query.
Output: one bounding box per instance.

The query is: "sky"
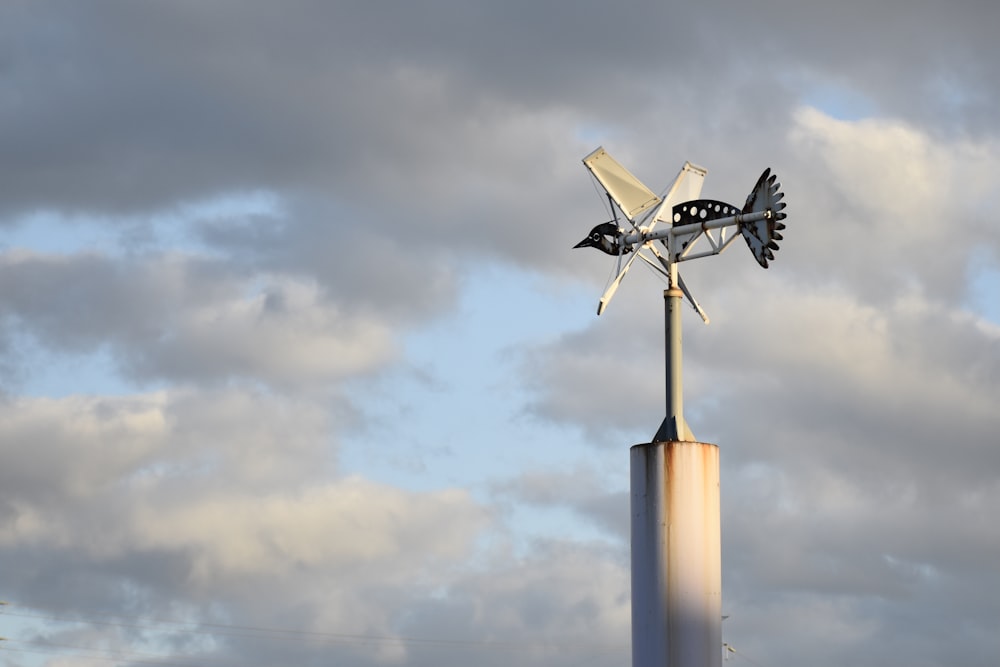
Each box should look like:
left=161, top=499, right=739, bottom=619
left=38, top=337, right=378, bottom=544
left=1, top=1, right=999, bottom=666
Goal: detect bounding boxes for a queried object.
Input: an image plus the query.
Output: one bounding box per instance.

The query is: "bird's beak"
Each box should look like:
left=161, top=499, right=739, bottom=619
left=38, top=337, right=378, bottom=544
left=573, top=222, right=618, bottom=250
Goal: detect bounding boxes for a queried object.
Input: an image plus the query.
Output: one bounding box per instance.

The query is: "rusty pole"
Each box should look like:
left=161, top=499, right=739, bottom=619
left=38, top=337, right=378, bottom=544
left=631, top=440, right=721, bottom=667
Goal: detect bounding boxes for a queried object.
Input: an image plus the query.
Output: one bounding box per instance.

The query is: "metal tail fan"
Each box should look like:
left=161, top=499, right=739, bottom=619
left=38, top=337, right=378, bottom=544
left=740, top=168, right=787, bottom=268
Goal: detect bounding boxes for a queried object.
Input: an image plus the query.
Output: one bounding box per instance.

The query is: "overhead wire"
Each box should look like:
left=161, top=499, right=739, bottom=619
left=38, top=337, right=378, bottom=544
left=723, top=642, right=774, bottom=667
left=587, top=171, right=615, bottom=222
left=0, top=637, right=222, bottom=667
left=0, top=600, right=625, bottom=660
left=1, top=602, right=777, bottom=667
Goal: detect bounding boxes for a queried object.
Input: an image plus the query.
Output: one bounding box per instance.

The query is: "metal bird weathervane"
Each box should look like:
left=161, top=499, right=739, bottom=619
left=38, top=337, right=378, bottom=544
left=574, top=147, right=787, bottom=442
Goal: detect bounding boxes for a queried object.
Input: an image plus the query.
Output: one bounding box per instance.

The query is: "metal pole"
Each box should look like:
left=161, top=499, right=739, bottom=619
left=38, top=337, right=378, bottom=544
left=655, top=264, right=690, bottom=443
left=667, top=281, right=685, bottom=440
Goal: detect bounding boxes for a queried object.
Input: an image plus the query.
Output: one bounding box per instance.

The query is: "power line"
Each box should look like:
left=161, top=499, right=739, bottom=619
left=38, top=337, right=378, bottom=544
left=1, top=638, right=221, bottom=667
left=1, top=600, right=625, bottom=657
left=724, top=642, right=774, bottom=667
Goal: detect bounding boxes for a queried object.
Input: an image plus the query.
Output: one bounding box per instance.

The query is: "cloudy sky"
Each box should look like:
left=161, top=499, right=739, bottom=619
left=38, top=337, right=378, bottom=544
left=1, top=2, right=999, bottom=666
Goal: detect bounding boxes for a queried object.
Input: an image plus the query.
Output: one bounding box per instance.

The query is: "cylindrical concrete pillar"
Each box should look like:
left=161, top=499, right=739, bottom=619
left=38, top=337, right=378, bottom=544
left=631, top=441, right=721, bottom=667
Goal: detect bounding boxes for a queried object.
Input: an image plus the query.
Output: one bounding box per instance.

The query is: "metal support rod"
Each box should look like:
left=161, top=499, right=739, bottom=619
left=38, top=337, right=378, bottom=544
left=667, top=283, right=685, bottom=439
left=621, top=209, right=770, bottom=247
left=654, top=263, right=691, bottom=442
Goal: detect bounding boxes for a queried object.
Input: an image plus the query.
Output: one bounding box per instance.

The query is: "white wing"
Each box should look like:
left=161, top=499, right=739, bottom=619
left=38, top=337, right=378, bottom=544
left=583, top=147, right=661, bottom=222
left=648, top=161, right=707, bottom=229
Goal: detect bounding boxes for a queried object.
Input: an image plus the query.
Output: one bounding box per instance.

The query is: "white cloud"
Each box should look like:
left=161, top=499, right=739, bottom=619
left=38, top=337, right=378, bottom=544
left=0, top=252, right=399, bottom=390
left=786, top=106, right=1000, bottom=301
left=127, top=480, right=485, bottom=584
left=130, top=274, right=398, bottom=388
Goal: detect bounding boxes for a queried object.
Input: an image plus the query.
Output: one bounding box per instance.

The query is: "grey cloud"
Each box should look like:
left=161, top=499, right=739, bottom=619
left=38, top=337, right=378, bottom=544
left=7, top=0, right=983, bottom=274
left=0, top=390, right=490, bottom=650
left=389, top=539, right=630, bottom=667
left=0, top=389, right=334, bottom=510
left=0, top=250, right=408, bottom=390
left=492, top=467, right=630, bottom=541
left=191, top=197, right=462, bottom=320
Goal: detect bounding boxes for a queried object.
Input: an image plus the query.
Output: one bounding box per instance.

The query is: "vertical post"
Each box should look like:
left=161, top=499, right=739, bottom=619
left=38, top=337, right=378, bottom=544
left=655, top=264, right=691, bottom=443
